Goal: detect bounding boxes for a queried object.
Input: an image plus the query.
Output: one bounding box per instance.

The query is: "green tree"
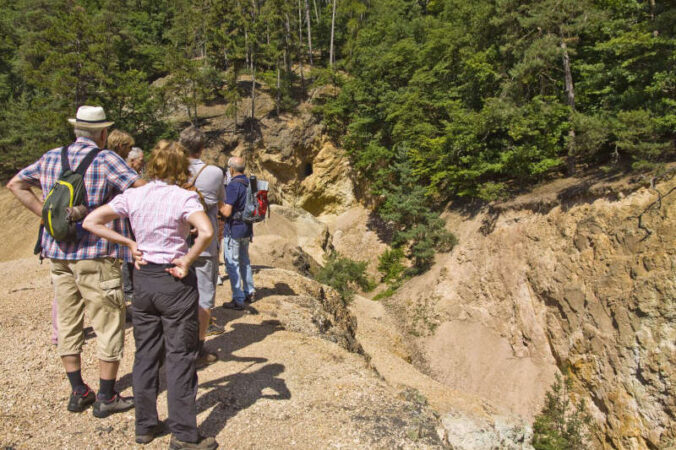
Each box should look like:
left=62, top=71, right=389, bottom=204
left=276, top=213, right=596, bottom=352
left=532, top=374, right=592, bottom=450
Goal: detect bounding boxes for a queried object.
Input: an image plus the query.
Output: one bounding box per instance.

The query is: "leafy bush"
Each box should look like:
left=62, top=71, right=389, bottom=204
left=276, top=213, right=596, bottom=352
left=315, top=252, right=375, bottom=303
left=532, top=374, right=592, bottom=450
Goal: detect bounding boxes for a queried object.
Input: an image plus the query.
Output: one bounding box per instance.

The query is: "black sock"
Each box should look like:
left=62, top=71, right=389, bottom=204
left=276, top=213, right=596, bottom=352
left=66, top=370, right=87, bottom=394
left=198, top=340, right=205, bottom=354
left=99, top=378, right=115, bottom=401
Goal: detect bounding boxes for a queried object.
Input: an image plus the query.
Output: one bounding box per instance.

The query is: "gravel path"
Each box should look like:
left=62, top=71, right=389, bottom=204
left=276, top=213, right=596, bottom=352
left=0, top=257, right=443, bottom=449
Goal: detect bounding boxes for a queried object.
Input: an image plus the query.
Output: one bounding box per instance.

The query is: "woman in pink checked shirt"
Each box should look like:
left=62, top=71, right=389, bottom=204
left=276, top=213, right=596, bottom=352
left=83, top=140, right=218, bottom=450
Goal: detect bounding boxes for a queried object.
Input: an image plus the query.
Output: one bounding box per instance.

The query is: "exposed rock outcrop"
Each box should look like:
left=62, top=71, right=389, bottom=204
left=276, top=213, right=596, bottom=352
left=248, top=204, right=331, bottom=276
left=385, top=176, right=675, bottom=449
left=248, top=266, right=363, bottom=354
left=197, top=87, right=356, bottom=216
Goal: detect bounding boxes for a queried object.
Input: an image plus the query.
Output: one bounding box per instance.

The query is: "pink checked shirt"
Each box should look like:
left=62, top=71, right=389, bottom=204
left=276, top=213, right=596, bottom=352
left=108, top=181, right=204, bottom=264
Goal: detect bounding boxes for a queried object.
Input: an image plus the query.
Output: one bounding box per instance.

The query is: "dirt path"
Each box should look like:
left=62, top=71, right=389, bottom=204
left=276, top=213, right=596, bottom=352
left=0, top=255, right=444, bottom=449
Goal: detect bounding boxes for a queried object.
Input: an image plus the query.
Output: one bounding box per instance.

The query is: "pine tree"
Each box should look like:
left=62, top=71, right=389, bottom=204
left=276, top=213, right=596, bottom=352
left=532, top=374, right=592, bottom=450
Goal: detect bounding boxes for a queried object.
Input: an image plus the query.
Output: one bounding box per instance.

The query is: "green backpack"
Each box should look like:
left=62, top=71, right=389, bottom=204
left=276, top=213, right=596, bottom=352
left=42, top=145, right=101, bottom=242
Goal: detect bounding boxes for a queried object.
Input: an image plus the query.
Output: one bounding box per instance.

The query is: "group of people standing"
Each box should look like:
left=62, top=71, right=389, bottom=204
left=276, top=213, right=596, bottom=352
left=7, top=105, right=258, bottom=449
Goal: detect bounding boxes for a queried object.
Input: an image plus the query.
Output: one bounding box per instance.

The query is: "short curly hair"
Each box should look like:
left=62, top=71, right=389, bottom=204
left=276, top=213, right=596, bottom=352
left=145, top=140, right=191, bottom=185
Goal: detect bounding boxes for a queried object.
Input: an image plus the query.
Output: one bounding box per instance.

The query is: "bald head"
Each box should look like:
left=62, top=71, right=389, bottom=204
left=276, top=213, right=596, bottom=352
left=228, top=156, right=246, bottom=174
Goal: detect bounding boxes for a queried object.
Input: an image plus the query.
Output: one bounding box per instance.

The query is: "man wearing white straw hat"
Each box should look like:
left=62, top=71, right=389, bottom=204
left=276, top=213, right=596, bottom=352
left=7, top=105, right=144, bottom=418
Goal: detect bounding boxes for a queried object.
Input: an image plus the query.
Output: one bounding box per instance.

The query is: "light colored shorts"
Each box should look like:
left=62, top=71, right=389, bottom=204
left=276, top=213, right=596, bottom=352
left=50, top=258, right=126, bottom=361
left=193, top=256, right=218, bottom=309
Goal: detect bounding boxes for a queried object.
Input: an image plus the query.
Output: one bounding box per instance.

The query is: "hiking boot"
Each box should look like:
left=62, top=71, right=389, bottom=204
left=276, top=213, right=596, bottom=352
left=223, top=301, right=244, bottom=310
left=244, top=292, right=256, bottom=303
left=136, top=422, right=167, bottom=445
left=196, top=350, right=218, bottom=369
left=67, top=386, right=96, bottom=412
left=92, top=392, right=134, bottom=418
left=169, top=435, right=218, bottom=450
left=205, top=321, right=224, bottom=336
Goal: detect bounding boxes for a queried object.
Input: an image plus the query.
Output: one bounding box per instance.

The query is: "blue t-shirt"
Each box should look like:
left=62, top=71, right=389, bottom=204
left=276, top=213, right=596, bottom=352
left=225, top=175, right=253, bottom=239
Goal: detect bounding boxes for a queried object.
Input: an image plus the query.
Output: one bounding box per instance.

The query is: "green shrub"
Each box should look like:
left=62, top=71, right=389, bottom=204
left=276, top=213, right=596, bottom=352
left=377, top=247, right=405, bottom=284
left=613, top=110, right=673, bottom=170
left=315, top=252, right=375, bottom=303
left=476, top=181, right=508, bottom=202
left=532, top=374, right=592, bottom=450
left=376, top=148, right=459, bottom=274
left=372, top=285, right=399, bottom=301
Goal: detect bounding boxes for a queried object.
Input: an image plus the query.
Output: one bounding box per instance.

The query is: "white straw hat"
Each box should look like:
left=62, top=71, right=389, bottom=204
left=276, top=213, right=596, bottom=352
left=68, top=105, right=114, bottom=129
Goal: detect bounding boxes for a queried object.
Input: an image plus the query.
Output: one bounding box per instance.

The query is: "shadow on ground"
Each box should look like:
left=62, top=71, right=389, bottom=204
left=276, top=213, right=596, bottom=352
left=116, top=318, right=284, bottom=396
left=255, top=282, right=296, bottom=300
left=197, top=362, right=291, bottom=436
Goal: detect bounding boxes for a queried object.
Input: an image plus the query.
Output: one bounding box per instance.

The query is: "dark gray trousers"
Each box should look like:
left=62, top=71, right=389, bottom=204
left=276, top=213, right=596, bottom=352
left=122, top=261, right=134, bottom=299
left=132, top=264, right=200, bottom=443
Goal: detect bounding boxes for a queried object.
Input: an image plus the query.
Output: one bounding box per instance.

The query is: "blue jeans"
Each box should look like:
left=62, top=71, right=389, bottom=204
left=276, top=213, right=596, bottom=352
left=223, top=236, right=254, bottom=304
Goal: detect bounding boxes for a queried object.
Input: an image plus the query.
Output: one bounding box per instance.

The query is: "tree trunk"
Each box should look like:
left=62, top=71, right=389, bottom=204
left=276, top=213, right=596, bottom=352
left=297, top=0, right=305, bottom=89
left=561, top=39, right=576, bottom=175
left=231, top=64, right=239, bottom=129
left=233, top=75, right=238, bottom=129
left=276, top=65, right=281, bottom=116
left=649, top=0, right=659, bottom=36
left=304, top=0, right=313, bottom=66
left=649, top=0, right=655, bottom=21
left=249, top=0, right=257, bottom=131
left=561, top=42, right=575, bottom=111
left=250, top=54, right=256, bottom=124
left=284, top=13, right=292, bottom=75
left=75, top=34, right=82, bottom=108
left=234, top=97, right=238, bottom=130
left=329, top=0, right=337, bottom=68
left=312, top=0, right=319, bottom=23
left=244, top=29, right=250, bottom=67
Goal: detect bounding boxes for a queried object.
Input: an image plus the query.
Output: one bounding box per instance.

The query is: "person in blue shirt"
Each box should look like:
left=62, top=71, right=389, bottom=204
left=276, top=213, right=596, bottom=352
left=221, top=156, right=255, bottom=310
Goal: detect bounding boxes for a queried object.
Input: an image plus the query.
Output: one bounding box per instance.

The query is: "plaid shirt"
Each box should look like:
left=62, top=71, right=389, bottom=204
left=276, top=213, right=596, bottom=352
left=17, top=137, right=139, bottom=261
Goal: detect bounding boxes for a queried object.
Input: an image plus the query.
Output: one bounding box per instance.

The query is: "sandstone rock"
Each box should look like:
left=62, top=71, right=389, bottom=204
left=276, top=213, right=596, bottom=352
left=197, top=92, right=355, bottom=217
left=250, top=204, right=330, bottom=265
left=320, top=206, right=389, bottom=278
left=385, top=176, right=676, bottom=448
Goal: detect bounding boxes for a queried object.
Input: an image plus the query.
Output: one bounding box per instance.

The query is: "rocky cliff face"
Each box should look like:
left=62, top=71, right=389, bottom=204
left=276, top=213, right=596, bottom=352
left=196, top=86, right=356, bottom=216
left=384, top=175, right=675, bottom=449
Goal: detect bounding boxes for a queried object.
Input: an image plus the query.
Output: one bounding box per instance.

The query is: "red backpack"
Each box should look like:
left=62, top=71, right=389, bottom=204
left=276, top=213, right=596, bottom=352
left=231, top=175, right=270, bottom=223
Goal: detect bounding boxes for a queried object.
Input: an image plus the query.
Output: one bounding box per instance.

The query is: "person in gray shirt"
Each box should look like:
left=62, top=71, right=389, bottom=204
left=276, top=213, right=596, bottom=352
left=180, top=126, right=226, bottom=368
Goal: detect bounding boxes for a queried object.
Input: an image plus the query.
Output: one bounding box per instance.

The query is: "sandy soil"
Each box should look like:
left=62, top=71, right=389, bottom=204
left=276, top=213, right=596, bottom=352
left=0, top=256, right=447, bottom=449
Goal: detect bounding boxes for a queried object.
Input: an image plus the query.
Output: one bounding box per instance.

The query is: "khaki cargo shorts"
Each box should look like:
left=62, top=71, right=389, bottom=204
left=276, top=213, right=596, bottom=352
left=50, top=258, right=126, bottom=361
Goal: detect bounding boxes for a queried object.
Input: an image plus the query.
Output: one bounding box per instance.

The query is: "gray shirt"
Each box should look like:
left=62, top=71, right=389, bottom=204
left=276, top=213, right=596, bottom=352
left=189, top=158, right=225, bottom=257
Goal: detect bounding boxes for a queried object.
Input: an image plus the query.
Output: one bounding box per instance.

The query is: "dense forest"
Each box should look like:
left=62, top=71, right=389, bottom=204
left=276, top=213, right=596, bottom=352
left=0, top=0, right=674, bottom=271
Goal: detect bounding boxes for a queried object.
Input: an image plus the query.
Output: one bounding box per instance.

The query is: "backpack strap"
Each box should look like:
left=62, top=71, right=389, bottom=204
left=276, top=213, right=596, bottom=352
left=230, top=177, right=249, bottom=221
left=74, top=147, right=101, bottom=176
left=186, top=164, right=209, bottom=188
left=60, top=146, right=71, bottom=173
